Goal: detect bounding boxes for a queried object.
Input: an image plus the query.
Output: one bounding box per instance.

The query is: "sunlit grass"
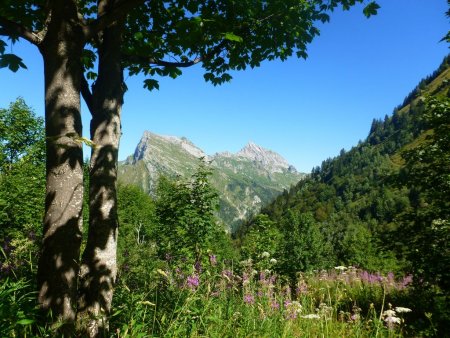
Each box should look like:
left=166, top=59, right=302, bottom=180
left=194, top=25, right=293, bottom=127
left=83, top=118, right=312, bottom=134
left=111, top=257, right=415, bottom=337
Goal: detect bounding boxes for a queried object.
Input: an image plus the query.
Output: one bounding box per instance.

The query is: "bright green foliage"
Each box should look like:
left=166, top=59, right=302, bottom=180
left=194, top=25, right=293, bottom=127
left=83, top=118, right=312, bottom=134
left=0, top=98, right=45, bottom=233
left=0, top=278, right=41, bottom=337
left=117, top=184, right=159, bottom=289
left=118, top=183, right=157, bottom=235
left=0, top=99, right=44, bottom=279
left=154, top=160, right=222, bottom=261
left=0, top=99, right=48, bottom=335
left=398, top=96, right=450, bottom=294
left=278, top=211, right=331, bottom=279
left=121, top=0, right=379, bottom=87
left=2, top=1, right=380, bottom=330
left=0, top=98, right=44, bottom=169
left=240, top=214, right=281, bottom=268
left=1, top=0, right=378, bottom=89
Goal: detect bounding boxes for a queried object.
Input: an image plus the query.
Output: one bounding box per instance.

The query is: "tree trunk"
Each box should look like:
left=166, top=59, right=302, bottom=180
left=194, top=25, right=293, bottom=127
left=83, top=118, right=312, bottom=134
left=77, top=22, right=124, bottom=337
left=37, top=2, right=85, bottom=334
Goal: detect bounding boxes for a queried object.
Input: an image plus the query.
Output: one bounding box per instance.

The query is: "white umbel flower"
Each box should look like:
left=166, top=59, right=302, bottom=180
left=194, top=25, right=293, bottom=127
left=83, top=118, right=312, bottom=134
left=301, top=314, right=320, bottom=319
left=395, top=307, right=412, bottom=313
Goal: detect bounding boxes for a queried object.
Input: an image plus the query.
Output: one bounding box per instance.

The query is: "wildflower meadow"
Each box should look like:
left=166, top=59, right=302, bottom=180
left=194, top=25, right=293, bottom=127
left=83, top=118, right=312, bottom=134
left=106, top=253, right=423, bottom=337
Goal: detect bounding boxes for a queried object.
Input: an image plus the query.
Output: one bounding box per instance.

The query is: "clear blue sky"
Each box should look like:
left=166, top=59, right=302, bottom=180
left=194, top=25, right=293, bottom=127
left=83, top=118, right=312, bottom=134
left=0, top=0, right=448, bottom=173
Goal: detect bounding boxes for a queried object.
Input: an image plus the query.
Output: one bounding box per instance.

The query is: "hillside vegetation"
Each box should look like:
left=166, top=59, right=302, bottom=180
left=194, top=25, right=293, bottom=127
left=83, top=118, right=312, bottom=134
left=237, top=55, right=450, bottom=333
left=118, top=132, right=304, bottom=232
left=1, top=57, right=449, bottom=336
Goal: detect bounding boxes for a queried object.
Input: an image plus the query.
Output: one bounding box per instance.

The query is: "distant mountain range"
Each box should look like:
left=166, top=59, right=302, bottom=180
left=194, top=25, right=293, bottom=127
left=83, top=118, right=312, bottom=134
left=118, top=132, right=305, bottom=232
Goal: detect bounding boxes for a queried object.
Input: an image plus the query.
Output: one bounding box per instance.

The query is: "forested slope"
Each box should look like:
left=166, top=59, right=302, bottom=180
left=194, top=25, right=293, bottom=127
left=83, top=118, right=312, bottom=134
left=239, top=56, right=450, bottom=275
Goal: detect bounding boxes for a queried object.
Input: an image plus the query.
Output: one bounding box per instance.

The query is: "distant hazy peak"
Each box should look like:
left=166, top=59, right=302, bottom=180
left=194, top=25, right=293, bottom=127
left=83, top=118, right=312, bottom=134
left=236, top=141, right=293, bottom=173
left=132, top=131, right=297, bottom=173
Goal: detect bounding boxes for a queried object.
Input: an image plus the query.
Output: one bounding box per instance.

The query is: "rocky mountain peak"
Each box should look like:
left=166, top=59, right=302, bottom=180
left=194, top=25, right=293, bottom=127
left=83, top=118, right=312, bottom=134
left=120, top=131, right=305, bottom=232
left=129, top=131, right=298, bottom=176
left=130, top=131, right=206, bottom=164
left=236, top=141, right=293, bottom=173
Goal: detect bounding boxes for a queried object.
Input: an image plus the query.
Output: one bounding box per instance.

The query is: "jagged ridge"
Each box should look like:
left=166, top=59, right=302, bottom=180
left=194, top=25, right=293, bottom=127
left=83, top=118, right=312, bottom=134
left=118, top=132, right=305, bottom=232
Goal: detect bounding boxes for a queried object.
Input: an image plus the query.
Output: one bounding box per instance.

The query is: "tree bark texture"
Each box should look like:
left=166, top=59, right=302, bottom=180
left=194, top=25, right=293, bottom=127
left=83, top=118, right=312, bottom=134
left=78, top=21, right=124, bottom=337
left=37, top=1, right=85, bottom=333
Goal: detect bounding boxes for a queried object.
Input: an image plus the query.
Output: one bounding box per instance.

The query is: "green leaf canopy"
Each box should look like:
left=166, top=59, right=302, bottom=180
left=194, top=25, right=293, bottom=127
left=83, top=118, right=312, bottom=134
left=1, top=0, right=378, bottom=87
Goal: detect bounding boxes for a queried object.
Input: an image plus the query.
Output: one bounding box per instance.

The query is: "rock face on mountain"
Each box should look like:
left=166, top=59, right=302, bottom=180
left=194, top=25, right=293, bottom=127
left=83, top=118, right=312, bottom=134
left=118, top=132, right=305, bottom=232
left=132, top=131, right=206, bottom=163
left=236, top=141, right=294, bottom=173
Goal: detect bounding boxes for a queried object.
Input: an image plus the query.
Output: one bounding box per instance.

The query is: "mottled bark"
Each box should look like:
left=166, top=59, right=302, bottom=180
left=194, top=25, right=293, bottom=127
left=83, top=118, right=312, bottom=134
left=36, top=1, right=85, bottom=334
left=77, top=20, right=124, bottom=337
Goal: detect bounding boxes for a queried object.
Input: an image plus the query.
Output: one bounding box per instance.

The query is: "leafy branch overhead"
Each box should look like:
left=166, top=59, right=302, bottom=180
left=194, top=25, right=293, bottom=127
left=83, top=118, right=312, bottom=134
left=1, top=0, right=379, bottom=90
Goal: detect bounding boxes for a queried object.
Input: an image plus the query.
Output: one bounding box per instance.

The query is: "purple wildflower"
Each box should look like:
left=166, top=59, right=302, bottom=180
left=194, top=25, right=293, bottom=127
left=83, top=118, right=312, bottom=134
left=282, top=286, right=291, bottom=297
left=269, top=275, right=277, bottom=285
left=209, top=254, right=217, bottom=266
left=350, top=313, right=360, bottom=321
left=270, top=301, right=280, bottom=310
left=194, top=260, right=202, bottom=273
left=286, top=312, right=298, bottom=320
left=244, top=294, right=255, bottom=304
left=259, top=271, right=266, bottom=281
left=296, top=282, right=308, bottom=295
left=242, top=272, right=250, bottom=285
left=361, top=271, right=383, bottom=285
left=360, top=270, right=370, bottom=283
left=375, top=273, right=384, bottom=283
left=222, top=269, right=233, bottom=278
left=186, top=274, right=200, bottom=290
left=399, top=274, right=413, bottom=289
left=368, top=273, right=378, bottom=284
left=387, top=272, right=395, bottom=284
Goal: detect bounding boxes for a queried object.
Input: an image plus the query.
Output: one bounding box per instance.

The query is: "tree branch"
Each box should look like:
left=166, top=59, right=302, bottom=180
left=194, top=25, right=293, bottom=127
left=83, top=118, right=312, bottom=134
left=81, top=74, right=94, bottom=116
left=122, top=40, right=229, bottom=69
left=0, top=16, right=42, bottom=45
left=83, top=0, right=146, bottom=40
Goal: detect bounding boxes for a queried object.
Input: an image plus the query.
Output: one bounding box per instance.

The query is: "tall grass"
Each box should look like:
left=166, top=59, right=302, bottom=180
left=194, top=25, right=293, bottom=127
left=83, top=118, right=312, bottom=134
left=111, top=257, right=416, bottom=337
left=0, top=248, right=434, bottom=337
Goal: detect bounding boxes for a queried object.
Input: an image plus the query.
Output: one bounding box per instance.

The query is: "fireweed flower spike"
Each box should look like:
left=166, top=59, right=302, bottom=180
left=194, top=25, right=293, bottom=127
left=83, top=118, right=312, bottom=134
left=244, top=294, right=255, bottom=304
left=186, top=274, right=200, bottom=290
